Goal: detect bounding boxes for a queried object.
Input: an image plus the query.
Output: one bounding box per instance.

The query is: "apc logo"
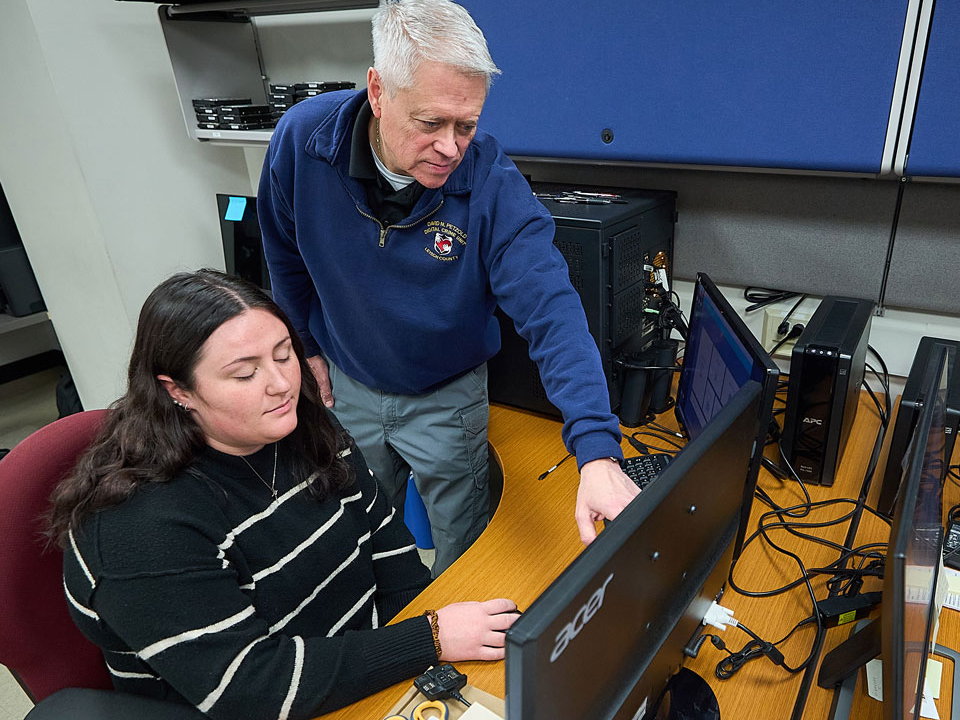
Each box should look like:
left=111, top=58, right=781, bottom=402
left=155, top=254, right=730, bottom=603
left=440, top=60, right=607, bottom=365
left=550, top=573, right=614, bottom=663
left=802, top=417, right=823, bottom=426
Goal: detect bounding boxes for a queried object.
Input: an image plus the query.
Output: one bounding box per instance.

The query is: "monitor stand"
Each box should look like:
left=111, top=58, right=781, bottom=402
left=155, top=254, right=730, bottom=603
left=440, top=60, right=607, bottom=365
left=652, top=668, right=720, bottom=720
left=818, top=619, right=960, bottom=720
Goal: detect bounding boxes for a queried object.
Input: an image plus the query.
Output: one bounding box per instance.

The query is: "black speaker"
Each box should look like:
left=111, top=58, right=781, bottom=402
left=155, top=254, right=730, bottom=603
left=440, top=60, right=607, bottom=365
left=487, top=184, right=677, bottom=419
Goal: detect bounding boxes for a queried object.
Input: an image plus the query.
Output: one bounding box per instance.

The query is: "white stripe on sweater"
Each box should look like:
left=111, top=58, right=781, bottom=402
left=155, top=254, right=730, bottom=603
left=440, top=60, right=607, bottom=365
left=278, top=637, right=305, bottom=720
left=197, top=637, right=267, bottom=713
left=138, top=606, right=255, bottom=660
left=251, top=491, right=363, bottom=583
left=374, top=506, right=396, bottom=534
left=217, top=472, right=321, bottom=556
left=371, top=543, right=417, bottom=561
left=327, top=585, right=376, bottom=637
left=68, top=529, right=96, bottom=587
left=63, top=579, right=99, bottom=620
left=269, top=532, right=371, bottom=634
left=365, top=480, right=378, bottom=514
left=106, top=661, right=158, bottom=680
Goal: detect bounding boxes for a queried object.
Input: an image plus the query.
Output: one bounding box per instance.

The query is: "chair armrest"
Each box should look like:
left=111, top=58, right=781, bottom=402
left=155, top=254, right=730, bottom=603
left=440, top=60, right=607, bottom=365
left=26, top=688, right=207, bottom=720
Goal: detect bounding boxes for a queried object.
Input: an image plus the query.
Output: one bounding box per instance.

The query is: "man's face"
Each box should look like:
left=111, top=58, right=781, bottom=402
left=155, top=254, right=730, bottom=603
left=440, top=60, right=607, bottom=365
left=368, top=61, right=487, bottom=189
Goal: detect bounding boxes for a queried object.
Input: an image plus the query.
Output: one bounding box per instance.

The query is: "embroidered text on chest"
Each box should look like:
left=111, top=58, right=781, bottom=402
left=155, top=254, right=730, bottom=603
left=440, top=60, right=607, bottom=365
left=423, top=220, right=467, bottom=262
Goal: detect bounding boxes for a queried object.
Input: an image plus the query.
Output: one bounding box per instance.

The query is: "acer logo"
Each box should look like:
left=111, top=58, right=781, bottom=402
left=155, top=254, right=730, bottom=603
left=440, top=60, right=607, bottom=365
left=550, top=573, right=614, bottom=663
left=802, top=417, right=823, bottom=425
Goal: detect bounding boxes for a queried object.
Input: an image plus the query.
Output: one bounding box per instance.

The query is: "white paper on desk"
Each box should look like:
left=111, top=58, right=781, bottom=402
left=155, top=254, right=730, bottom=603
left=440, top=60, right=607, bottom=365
left=920, top=692, right=940, bottom=720
left=925, top=658, right=943, bottom=699
left=865, top=658, right=883, bottom=701
left=864, top=658, right=943, bottom=703
left=460, top=703, right=505, bottom=720
left=943, top=566, right=960, bottom=611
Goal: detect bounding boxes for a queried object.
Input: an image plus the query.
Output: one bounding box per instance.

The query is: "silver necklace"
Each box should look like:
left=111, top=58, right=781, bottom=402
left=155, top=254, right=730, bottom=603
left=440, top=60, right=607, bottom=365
left=241, top=443, right=278, bottom=500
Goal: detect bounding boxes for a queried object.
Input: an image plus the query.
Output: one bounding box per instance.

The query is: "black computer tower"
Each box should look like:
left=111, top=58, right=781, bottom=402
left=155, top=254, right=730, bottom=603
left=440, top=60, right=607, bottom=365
left=781, top=297, right=875, bottom=487
left=487, top=185, right=677, bottom=418
left=876, top=337, right=960, bottom=516
left=216, top=194, right=271, bottom=291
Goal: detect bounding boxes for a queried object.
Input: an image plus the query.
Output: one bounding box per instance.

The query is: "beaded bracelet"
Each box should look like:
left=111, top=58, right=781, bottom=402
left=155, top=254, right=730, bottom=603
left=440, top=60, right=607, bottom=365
left=424, top=609, right=442, bottom=659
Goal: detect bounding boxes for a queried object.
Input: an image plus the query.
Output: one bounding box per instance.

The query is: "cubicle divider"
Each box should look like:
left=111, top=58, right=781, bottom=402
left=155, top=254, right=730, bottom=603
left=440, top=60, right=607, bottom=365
left=884, top=183, right=960, bottom=314
left=460, top=0, right=911, bottom=174
left=904, top=0, right=960, bottom=178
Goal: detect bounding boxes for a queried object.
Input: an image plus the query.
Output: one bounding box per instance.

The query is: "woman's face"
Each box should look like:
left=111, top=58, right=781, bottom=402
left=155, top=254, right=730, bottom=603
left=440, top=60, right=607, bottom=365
left=171, top=308, right=302, bottom=455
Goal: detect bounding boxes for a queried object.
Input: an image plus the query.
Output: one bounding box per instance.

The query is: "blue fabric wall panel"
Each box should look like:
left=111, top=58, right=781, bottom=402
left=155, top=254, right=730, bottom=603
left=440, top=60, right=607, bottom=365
left=906, top=2, right=960, bottom=177
left=463, top=1, right=907, bottom=172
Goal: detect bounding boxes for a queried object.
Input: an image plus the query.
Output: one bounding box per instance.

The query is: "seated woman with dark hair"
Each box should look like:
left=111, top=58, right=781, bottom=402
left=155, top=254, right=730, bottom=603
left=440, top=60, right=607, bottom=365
left=47, top=269, right=518, bottom=720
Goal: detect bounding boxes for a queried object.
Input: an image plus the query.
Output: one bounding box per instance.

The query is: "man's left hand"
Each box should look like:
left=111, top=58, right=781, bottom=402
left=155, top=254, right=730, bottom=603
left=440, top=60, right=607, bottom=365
left=575, top=458, right=640, bottom=545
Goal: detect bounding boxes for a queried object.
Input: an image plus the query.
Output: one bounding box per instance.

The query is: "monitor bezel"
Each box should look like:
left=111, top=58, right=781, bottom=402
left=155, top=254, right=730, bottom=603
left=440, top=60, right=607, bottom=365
left=883, top=344, right=948, bottom=720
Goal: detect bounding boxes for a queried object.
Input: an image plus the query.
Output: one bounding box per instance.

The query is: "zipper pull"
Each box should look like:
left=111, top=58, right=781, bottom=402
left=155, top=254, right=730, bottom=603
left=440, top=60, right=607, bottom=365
left=379, top=227, right=388, bottom=247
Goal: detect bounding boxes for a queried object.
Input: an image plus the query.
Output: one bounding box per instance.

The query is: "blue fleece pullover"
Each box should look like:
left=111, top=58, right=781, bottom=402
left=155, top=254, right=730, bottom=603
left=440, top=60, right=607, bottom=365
left=258, top=90, right=622, bottom=467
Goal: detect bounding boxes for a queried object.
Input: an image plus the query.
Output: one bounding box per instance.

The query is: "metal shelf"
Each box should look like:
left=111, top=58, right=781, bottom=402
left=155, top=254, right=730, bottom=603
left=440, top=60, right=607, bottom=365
left=0, top=311, right=49, bottom=336
left=196, top=127, right=274, bottom=146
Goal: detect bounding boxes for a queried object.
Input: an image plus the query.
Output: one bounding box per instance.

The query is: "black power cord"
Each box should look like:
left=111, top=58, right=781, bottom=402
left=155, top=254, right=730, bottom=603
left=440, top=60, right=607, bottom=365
left=743, top=287, right=802, bottom=313
left=776, top=294, right=808, bottom=336
left=696, top=616, right=819, bottom=680
left=770, top=323, right=805, bottom=356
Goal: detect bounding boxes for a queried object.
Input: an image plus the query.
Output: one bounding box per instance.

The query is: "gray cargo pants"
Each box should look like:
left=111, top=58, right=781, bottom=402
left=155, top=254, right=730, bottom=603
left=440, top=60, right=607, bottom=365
left=328, top=360, right=490, bottom=576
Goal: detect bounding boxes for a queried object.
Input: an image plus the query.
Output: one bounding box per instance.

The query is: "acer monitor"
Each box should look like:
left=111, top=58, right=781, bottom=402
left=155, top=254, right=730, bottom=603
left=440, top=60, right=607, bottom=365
left=675, top=272, right=779, bottom=559
left=817, top=344, right=951, bottom=720
left=504, top=381, right=762, bottom=720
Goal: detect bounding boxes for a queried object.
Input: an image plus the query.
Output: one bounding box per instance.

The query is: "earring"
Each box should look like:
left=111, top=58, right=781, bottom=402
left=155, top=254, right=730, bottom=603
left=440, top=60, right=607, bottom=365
left=173, top=400, right=190, bottom=411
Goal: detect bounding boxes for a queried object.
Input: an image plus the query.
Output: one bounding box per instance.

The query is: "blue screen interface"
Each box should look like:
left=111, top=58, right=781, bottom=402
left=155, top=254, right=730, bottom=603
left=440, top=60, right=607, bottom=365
left=677, top=287, right=764, bottom=440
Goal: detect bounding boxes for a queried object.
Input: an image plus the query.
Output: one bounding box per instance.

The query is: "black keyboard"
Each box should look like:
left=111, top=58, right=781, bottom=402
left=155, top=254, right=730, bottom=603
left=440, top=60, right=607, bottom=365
left=620, top=453, right=672, bottom=489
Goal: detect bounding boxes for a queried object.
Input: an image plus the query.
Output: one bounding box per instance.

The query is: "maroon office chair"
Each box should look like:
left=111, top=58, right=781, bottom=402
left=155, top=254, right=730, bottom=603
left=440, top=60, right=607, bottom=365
left=0, top=409, right=112, bottom=701
left=0, top=410, right=204, bottom=719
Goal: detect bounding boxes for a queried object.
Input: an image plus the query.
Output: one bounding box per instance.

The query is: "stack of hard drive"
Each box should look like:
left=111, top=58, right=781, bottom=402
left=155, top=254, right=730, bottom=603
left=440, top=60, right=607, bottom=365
left=192, top=97, right=275, bottom=131
left=268, top=81, right=357, bottom=120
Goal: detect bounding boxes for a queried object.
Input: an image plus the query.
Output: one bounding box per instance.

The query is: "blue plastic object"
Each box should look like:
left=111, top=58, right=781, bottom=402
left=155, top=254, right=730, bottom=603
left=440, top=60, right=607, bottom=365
left=224, top=196, right=247, bottom=222
left=403, top=474, right=434, bottom=550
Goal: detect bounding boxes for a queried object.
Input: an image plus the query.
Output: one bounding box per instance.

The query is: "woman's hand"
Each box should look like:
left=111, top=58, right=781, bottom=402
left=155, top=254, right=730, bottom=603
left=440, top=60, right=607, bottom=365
left=435, top=598, right=520, bottom=662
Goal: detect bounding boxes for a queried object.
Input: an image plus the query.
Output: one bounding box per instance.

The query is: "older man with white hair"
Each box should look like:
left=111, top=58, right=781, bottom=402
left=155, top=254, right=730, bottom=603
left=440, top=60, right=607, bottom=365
left=259, top=0, right=638, bottom=575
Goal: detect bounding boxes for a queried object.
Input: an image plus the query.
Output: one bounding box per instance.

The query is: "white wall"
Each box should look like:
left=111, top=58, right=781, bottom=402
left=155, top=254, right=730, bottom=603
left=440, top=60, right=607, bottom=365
left=0, top=0, right=252, bottom=409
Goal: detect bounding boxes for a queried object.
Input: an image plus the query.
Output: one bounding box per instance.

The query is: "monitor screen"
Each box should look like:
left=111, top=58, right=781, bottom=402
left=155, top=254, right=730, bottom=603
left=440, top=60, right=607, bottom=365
left=885, top=345, right=947, bottom=720
left=676, top=274, right=776, bottom=440
left=675, top=273, right=779, bottom=558
left=216, top=194, right=271, bottom=291
left=505, top=381, right=762, bottom=720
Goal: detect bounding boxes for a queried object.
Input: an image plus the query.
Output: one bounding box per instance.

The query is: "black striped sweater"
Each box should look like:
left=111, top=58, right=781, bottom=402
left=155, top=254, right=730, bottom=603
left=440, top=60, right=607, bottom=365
left=63, top=437, right=436, bottom=719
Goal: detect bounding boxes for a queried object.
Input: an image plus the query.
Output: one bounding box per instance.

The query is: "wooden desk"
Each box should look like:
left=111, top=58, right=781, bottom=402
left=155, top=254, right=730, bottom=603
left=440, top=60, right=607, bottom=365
left=320, top=395, right=959, bottom=719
